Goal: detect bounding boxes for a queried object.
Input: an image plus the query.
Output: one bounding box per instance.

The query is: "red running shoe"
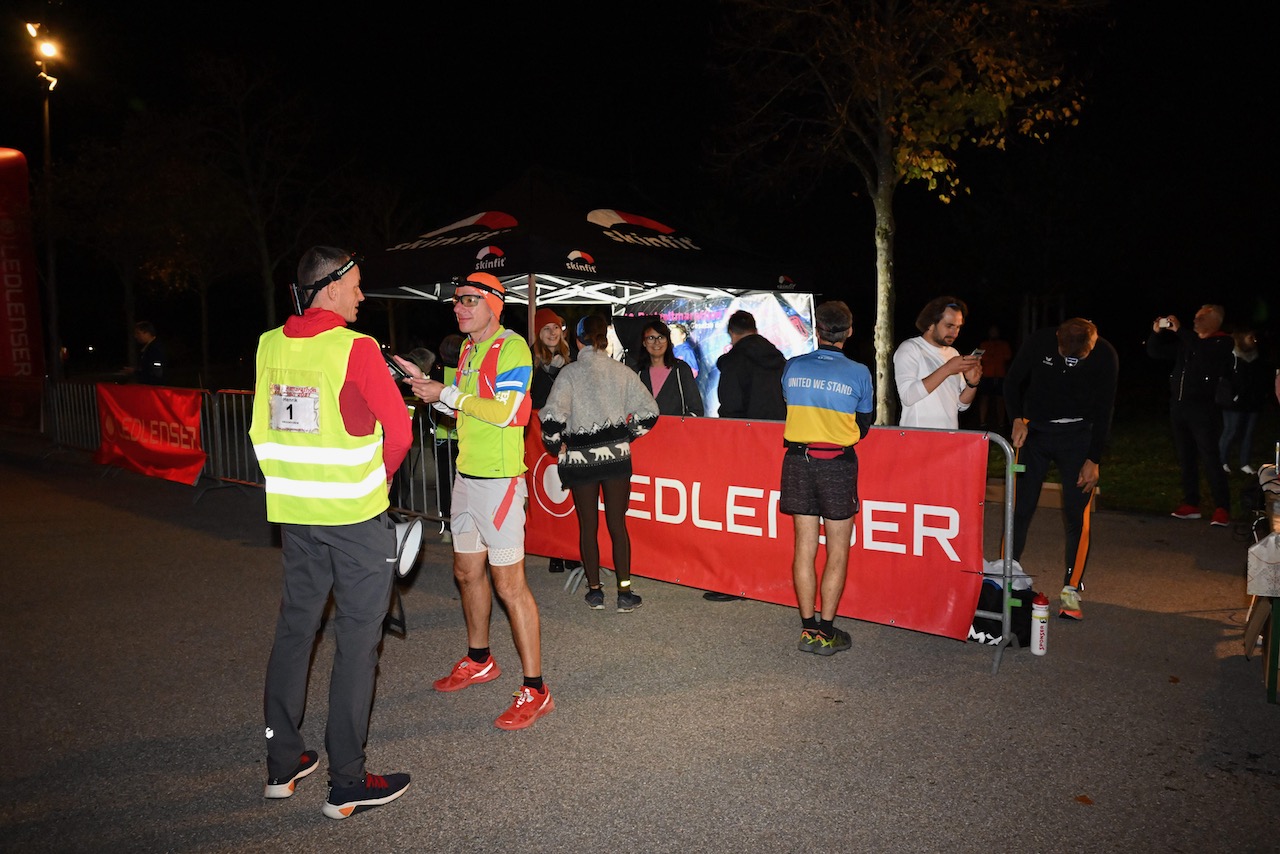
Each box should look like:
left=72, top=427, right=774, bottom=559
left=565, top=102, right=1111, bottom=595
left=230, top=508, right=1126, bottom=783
left=433, top=656, right=501, bottom=692
left=1209, top=507, right=1231, bottom=527
left=495, top=685, right=555, bottom=730
left=1170, top=504, right=1201, bottom=520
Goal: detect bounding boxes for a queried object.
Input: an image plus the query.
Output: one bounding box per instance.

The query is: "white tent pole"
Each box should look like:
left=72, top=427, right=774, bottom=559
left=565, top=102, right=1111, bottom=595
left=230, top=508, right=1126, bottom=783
left=526, top=273, right=537, bottom=342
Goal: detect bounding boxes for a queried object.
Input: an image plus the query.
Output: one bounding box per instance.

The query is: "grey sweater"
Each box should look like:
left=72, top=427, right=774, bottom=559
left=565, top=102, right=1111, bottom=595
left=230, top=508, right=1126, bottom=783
left=540, top=347, right=660, bottom=487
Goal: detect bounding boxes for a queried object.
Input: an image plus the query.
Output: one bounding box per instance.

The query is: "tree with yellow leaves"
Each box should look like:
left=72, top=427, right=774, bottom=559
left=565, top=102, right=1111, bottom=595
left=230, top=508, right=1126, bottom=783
left=713, top=0, right=1103, bottom=422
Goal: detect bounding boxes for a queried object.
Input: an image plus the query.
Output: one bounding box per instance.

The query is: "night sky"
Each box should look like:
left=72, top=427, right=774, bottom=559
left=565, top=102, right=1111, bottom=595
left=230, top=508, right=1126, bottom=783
left=1, top=1, right=1272, bottom=384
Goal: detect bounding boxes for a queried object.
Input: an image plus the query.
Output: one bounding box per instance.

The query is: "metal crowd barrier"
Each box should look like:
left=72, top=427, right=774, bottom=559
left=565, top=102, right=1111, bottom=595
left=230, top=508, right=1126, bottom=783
left=39, top=380, right=1020, bottom=672
left=194, top=388, right=448, bottom=521
left=45, top=380, right=100, bottom=452
left=202, top=390, right=263, bottom=487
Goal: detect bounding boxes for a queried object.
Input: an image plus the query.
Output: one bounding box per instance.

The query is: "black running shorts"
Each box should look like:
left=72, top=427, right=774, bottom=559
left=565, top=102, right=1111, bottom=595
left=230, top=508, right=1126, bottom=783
left=779, top=451, right=859, bottom=520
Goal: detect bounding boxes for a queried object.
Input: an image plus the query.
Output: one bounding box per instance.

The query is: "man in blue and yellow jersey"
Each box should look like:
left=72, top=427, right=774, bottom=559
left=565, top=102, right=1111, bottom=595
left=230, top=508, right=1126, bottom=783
left=780, top=301, right=874, bottom=656
left=250, top=246, right=413, bottom=818
left=397, top=272, right=553, bottom=731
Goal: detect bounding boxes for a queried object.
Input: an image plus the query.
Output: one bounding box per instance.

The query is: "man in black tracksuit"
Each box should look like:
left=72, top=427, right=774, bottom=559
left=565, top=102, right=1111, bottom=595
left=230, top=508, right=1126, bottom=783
left=1005, top=318, right=1119, bottom=621
left=1146, top=304, right=1234, bottom=526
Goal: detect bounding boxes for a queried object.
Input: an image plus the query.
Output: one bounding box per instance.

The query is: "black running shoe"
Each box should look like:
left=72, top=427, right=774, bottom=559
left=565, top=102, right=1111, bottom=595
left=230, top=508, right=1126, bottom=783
left=322, top=772, right=411, bottom=820
left=264, top=750, right=318, bottom=799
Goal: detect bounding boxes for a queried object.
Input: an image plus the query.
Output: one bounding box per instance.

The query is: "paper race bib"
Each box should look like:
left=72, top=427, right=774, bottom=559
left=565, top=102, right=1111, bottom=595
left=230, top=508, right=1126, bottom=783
left=268, top=381, right=321, bottom=433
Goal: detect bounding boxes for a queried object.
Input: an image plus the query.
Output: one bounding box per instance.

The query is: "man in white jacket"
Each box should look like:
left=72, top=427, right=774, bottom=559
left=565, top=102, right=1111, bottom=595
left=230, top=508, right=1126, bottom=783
left=894, top=296, right=982, bottom=429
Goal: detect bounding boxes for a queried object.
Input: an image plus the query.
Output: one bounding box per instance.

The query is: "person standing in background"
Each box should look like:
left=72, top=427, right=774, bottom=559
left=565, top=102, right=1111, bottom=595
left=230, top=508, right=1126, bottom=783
left=1218, top=327, right=1269, bottom=475
left=1005, top=318, right=1119, bottom=621
left=636, top=319, right=703, bottom=417
left=529, top=307, right=581, bottom=575
left=781, top=301, right=874, bottom=655
left=129, top=321, right=166, bottom=385
left=977, top=325, right=1013, bottom=431
left=715, top=310, right=786, bottom=420
left=541, top=314, right=659, bottom=612
left=1147, top=304, right=1234, bottom=527
left=893, top=297, right=981, bottom=429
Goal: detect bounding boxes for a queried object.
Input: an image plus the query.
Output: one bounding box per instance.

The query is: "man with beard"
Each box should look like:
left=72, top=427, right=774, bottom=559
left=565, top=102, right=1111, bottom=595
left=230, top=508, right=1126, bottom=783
left=894, top=296, right=982, bottom=429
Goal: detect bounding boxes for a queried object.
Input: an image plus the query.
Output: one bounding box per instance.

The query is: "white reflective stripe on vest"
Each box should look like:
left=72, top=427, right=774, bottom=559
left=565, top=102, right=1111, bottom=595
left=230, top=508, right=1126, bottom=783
left=263, top=468, right=388, bottom=499
left=253, top=440, right=381, bottom=466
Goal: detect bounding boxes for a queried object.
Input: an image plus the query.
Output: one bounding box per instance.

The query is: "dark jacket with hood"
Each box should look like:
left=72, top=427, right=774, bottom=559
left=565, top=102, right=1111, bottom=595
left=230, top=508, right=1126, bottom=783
left=715, top=333, right=786, bottom=420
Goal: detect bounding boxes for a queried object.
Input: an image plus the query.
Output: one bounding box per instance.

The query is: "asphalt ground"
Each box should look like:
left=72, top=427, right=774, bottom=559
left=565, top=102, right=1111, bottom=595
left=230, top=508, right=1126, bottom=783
left=1, top=430, right=1277, bottom=853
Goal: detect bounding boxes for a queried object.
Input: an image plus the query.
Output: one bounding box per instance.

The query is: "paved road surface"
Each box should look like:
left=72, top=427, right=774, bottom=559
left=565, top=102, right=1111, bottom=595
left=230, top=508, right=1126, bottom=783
left=1, top=431, right=1276, bottom=853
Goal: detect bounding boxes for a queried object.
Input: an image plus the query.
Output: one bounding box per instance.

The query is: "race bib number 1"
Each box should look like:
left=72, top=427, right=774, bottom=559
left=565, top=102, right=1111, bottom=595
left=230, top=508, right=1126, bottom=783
left=268, top=382, right=321, bottom=433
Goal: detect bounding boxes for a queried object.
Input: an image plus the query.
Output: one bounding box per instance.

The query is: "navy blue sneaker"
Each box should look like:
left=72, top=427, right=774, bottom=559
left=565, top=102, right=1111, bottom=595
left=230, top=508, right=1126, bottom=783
left=322, top=772, right=411, bottom=819
left=264, top=750, right=319, bottom=799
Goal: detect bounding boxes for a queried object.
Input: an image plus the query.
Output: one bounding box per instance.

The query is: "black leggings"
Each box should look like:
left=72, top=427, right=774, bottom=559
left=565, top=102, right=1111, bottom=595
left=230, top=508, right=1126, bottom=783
left=570, top=478, right=632, bottom=588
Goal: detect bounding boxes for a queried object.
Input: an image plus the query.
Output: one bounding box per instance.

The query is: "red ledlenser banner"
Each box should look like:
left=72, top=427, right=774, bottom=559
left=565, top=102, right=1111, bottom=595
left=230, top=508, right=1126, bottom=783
left=94, top=384, right=206, bottom=485
left=0, top=149, right=47, bottom=382
left=526, top=417, right=989, bottom=640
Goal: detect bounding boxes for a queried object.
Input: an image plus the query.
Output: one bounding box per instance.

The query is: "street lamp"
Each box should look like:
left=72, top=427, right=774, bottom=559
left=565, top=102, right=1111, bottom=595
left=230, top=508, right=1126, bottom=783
left=27, top=22, right=62, bottom=380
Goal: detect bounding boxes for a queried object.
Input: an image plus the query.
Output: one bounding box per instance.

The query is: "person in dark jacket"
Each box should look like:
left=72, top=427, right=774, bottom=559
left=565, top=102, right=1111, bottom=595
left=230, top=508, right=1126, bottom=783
left=635, top=319, right=704, bottom=417
left=1146, top=304, right=1234, bottom=526
left=1218, top=327, right=1269, bottom=475
left=714, top=310, right=786, bottom=420
left=1005, top=318, right=1118, bottom=621
left=131, top=321, right=166, bottom=385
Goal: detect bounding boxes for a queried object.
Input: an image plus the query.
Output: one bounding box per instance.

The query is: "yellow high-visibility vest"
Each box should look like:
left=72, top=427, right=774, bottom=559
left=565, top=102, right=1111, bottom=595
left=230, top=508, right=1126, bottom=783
left=249, top=326, right=388, bottom=525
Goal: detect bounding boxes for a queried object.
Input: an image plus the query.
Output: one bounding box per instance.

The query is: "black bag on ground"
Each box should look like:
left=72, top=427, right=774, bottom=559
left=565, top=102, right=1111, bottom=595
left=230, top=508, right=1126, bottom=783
left=968, top=581, right=1035, bottom=647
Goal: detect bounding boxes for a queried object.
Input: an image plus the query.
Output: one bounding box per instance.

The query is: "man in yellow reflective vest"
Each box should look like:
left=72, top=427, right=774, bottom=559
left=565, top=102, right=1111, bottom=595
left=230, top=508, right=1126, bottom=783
left=397, top=272, right=553, bottom=731
left=250, top=246, right=413, bottom=819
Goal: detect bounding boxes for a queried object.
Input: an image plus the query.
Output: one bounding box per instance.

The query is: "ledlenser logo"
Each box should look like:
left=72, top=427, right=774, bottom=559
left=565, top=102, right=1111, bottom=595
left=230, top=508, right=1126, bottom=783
left=531, top=453, right=575, bottom=518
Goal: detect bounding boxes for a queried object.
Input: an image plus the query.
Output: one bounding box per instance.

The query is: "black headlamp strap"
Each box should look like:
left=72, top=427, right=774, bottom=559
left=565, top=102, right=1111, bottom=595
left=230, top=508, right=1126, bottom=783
left=290, top=254, right=362, bottom=315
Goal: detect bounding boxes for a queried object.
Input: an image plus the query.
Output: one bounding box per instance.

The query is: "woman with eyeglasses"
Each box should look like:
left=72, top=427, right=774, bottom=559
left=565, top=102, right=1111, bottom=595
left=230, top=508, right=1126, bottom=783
left=540, top=314, right=659, bottom=612
left=635, top=319, right=704, bottom=417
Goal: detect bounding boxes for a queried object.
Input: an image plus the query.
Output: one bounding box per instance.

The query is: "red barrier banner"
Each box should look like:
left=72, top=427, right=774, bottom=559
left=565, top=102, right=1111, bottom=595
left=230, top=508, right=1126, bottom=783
left=0, top=149, right=47, bottom=383
left=94, top=384, right=206, bottom=485
left=526, top=418, right=989, bottom=639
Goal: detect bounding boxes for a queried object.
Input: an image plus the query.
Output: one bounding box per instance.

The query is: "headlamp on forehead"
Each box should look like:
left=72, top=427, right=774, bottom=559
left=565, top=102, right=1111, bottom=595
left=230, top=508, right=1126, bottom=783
left=449, top=274, right=505, bottom=302
left=289, top=252, right=362, bottom=316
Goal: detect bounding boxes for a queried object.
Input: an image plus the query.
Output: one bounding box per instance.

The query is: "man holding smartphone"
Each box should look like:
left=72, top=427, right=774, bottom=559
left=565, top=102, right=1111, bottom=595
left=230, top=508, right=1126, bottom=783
left=893, top=296, right=982, bottom=429
left=1147, top=305, right=1234, bottom=526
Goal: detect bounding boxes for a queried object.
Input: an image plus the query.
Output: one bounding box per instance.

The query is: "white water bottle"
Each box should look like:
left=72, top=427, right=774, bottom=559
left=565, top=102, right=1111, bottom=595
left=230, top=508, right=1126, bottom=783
left=1031, top=593, right=1049, bottom=656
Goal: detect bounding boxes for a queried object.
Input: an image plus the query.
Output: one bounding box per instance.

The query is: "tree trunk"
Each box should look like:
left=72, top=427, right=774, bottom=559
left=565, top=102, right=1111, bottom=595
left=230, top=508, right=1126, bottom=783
left=872, top=178, right=897, bottom=426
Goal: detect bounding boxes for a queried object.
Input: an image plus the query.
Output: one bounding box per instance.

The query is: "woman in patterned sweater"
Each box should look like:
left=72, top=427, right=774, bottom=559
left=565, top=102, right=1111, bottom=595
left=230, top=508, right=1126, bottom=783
left=540, top=314, right=659, bottom=612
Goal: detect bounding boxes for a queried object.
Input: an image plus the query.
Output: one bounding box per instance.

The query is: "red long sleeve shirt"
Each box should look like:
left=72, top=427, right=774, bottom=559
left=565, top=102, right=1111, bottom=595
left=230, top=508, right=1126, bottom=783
left=282, top=308, right=411, bottom=479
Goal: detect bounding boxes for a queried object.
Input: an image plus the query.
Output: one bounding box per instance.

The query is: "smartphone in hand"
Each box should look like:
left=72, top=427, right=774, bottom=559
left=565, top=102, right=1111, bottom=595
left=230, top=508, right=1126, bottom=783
left=970, top=348, right=985, bottom=358
left=383, top=350, right=410, bottom=380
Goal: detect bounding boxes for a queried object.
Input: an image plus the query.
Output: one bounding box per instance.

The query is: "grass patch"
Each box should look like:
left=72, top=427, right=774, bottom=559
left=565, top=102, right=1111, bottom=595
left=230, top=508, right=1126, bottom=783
left=984, top=405, right=1278, bottom=517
